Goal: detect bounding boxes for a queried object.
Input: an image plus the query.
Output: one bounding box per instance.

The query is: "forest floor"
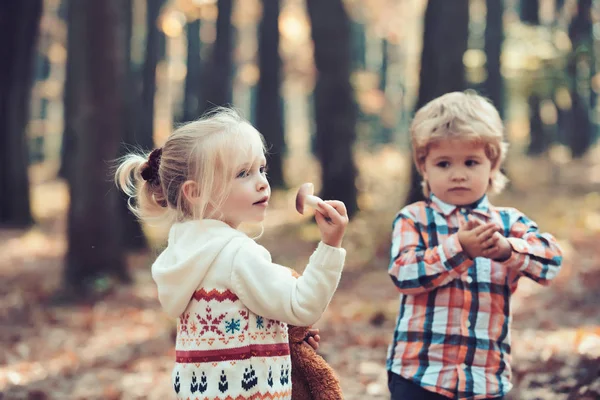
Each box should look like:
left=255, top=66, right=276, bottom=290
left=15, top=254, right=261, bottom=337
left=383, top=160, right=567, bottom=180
left=1, top=148, right=599, bottom=400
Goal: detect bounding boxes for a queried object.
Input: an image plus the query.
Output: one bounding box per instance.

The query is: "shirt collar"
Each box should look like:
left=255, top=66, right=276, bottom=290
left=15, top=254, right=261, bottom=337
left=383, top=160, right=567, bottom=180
left=428, top=193, right=491, bottom=218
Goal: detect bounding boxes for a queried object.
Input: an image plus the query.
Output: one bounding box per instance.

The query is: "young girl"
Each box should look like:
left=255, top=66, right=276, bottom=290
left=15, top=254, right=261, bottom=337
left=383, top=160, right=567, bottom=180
left=115, top=108, right=348, bottom=400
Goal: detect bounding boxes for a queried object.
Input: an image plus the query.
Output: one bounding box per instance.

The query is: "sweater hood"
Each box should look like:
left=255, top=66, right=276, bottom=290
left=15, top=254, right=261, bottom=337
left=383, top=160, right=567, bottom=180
left=151, top=219, right=246, bottom=318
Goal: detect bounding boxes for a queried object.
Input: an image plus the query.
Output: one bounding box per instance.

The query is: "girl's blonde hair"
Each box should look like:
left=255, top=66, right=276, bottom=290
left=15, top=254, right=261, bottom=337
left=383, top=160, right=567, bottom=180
left=410, top=91, right=509, bottom=197
left=115, top=107, right=266, bottom=230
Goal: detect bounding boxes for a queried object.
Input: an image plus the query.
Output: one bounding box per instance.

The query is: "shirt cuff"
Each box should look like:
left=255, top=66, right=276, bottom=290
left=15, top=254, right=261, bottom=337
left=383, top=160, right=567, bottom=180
left=507, top=237, right=530, bottom=254
left=446, top=234, right=474, bottom=275
left=501, top=238, right=530, bottom=271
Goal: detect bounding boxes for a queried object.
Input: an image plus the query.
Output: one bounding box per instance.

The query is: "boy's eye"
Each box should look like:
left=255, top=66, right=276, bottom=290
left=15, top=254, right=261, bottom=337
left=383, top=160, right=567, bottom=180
left=465, top=159, right=479, bottom=167
left=436, top=161, right=450, bottom=168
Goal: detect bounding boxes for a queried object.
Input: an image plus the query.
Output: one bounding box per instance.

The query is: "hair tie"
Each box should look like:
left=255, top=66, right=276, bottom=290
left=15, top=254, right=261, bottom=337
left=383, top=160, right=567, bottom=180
left=141, top=148, right=163, bottom=185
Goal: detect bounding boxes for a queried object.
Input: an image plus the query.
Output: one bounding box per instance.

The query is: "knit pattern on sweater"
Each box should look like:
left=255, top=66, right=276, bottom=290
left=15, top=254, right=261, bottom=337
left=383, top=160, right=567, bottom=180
left=173, top=288, right=292, bottom=400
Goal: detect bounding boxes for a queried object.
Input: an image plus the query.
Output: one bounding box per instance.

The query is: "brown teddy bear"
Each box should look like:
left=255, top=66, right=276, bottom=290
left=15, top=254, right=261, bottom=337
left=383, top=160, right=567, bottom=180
left=288, top=325, right=344, bottom=400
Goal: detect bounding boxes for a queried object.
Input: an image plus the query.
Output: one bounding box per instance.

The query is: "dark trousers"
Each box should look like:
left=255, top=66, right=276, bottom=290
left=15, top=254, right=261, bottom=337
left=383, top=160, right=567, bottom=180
left=388, top=372, right=504, bottom=400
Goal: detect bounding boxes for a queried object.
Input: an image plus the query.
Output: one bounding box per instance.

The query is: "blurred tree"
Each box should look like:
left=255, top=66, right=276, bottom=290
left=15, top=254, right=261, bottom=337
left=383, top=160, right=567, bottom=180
left=117, top=0, right=149, bottom=250
left=566, top=0, right=594, bottom=157
left=256, top=0, right=285, bottom=188
left=59, top=0, right=77, bottom=180
left=377, top=37, right=394, bottom=144
left=380, top=39, right=389, bottom=94
left=484, top=0, right=504, bottom=118
left=306, top=0, right=358, bottom=217
left=350, top=20, right=367, bottom=71
left=201, top=0, right=234, bottom=113
left=183, top=18, right=203, bottom=121
left=405, top=0, right=469, bottom=205
left=555, top=0, right=566, bottom=17
left=137, top=0, right=164, bottom=151
left=520, top=0, right=550, bottom=155
left=63, top=0, right=129, bottom=299
left=520, top=0, right=539, bottom=24
left=0, top=1, right=42, bottom=227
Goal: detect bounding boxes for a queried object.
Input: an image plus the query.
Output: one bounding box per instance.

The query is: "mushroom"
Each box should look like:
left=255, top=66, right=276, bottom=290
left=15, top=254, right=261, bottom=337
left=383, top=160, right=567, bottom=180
left=295, top=183, right=322, bottom=214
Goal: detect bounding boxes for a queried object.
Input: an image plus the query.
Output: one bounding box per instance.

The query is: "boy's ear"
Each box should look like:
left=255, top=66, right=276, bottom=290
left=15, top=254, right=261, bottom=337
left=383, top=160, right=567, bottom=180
left=419, top=163, right=428, bottom=180
left=490, top=163, right=500, bottom=176
left=182, top=180, right=199, bottom=204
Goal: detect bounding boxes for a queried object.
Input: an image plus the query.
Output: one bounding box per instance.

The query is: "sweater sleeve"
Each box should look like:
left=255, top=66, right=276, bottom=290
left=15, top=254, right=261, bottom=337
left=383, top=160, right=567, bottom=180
left=230, top=240, right=345, bottom=327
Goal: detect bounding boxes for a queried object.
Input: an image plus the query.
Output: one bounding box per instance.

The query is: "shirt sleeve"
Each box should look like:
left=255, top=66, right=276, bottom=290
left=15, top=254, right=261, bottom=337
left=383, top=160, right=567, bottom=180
left=230, top=240, right=345, bottom=327
left=388, top=210, right=474, bottom=295
left=500, top=212, right=563, bottom=285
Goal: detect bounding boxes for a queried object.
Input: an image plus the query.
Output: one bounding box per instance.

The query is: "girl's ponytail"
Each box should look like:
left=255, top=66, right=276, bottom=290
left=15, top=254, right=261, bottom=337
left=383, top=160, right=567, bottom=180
left=114, top=151, right=172, bottom=226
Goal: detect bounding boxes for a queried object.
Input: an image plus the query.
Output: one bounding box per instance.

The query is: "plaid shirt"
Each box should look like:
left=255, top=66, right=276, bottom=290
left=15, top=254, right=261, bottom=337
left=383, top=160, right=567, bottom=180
left=386, top=194, right=562, bottom=400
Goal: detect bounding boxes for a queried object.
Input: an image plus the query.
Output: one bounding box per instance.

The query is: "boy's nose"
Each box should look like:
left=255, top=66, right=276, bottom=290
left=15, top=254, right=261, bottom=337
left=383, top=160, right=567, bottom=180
left=450, top=170, right=467, bottom=181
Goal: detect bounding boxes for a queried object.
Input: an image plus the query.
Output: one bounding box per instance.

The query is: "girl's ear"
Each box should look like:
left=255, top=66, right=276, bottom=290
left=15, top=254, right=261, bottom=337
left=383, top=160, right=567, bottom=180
left=181, top=180, right=199, bottom=204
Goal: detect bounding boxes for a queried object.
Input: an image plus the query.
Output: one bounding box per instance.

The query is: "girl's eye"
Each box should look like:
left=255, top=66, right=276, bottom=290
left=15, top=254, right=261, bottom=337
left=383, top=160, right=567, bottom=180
left=436, top=161, right=450, bottom=168
left=236, top=170, right=248, bottom=178
left=260, top=165, right=268, bottom=175
left=465, top=160, right=479, bottom=167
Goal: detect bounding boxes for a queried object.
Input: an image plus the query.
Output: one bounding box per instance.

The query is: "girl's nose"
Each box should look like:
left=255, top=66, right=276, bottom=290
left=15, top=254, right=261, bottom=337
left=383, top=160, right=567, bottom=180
left=257, top=174, right=269, bottom=191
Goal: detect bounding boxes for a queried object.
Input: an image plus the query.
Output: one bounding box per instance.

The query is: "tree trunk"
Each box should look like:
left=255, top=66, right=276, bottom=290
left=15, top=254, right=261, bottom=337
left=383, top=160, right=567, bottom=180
left=201, top=0, right=234, bottom=113
left=0, top=1, right=42, bottom=227
left=59, top=0, right=78, bottom=180
left=380, top=39, right=388, bottom=93
left=183, top=19, right=202, bottom=121
left=567, top=0, right=594, bottom=158
left=520, top=0, right=540, bottom=24
left=256, top=0, right=285, bottom=188
left=306, top=0, right=358, bottom=217
left=136, top=0, right=163, bottom=151
left=350, top=20, right=367, bottom=71
left=405, top=0, right=469, bottom=205
left=484, top=0, right=504, bottom=118
left=520, top=0, right=550, bottom=155
left=64, top=0, right=128, bottom=298
left=118, top=0, right=147, bottom=250
left=378, top=38, right=393, bottom=144
left=526, top=95, right=547, bottom=155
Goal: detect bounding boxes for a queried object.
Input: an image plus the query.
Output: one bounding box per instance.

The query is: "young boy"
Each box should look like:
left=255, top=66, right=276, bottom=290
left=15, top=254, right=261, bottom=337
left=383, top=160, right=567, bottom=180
left=386, top=91, right=563, bottom=400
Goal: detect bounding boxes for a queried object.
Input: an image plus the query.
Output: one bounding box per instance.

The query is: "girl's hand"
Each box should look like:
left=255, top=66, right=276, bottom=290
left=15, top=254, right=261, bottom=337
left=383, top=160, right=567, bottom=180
left=315, top=200, right=349, bottom=248
left=304, top=328, right=320, bottom=351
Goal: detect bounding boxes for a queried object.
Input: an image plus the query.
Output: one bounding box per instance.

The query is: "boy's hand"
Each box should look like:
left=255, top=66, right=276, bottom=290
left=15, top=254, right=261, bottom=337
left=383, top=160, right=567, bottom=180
left=315, top=200, right=348, bottom=248
left=457, top=218, right=502, bottom=259
left=482, top=232, right=513, bottom=261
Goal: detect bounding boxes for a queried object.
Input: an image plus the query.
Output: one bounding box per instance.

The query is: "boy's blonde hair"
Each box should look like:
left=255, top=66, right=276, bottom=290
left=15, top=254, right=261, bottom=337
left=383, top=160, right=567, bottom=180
left=410, top=91, right=509, bottom=197
left=115, top=107, right=266, bottom=230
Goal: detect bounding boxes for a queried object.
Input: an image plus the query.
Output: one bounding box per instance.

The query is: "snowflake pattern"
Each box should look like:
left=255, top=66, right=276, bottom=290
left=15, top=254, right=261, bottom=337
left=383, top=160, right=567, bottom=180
left=196, top=306, right=227, bottom=336
left=224, top=318, right=241, bottom=334
left=256, top=316, right=264, bottom=329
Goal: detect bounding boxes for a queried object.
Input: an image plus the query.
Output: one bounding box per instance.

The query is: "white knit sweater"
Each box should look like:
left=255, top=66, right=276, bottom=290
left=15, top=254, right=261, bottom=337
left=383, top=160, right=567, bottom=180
left=151, top=219, right=346, bottom=399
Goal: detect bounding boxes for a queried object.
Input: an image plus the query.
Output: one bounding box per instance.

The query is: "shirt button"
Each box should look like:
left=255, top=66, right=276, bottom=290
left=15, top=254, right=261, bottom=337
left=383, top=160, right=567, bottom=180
left=460, top=363, right=467, bottom=369
left=465, top=276, right=473, bottom=284
left=466, top=320, right=471, bottom=328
